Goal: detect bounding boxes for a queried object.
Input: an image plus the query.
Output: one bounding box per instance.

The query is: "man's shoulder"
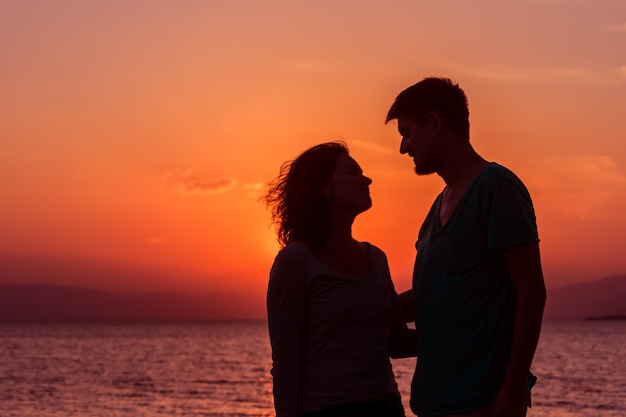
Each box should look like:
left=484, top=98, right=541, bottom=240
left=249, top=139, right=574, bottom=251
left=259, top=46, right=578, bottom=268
left=481, top=162, right=527, bottom=186
left=484, top=162, right=516, bottom=177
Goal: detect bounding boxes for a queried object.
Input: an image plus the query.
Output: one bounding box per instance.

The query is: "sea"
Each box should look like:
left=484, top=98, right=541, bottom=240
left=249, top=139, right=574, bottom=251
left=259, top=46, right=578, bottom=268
left=0, top=320, right=624, bottom=417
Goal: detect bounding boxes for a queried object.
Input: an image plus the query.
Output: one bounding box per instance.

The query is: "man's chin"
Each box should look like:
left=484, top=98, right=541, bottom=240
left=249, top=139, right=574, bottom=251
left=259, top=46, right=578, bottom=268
left=414, top=166, right=435, bottom=176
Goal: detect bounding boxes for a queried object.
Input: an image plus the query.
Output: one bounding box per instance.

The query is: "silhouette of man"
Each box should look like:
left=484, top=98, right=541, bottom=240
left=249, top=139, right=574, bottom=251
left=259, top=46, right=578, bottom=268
left=386, top=77, right=546, bottom=417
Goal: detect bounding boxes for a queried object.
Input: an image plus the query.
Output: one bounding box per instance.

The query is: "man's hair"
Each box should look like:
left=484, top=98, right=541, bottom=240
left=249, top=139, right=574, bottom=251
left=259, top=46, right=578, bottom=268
left=385, top=77, right=470, bottom=139
left=264, top=141, right=349, bottom=252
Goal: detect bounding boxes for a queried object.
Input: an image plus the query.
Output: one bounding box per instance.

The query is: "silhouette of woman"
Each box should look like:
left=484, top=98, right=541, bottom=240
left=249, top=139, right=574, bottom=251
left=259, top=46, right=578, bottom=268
left=265, top=141, right=417, bottom=417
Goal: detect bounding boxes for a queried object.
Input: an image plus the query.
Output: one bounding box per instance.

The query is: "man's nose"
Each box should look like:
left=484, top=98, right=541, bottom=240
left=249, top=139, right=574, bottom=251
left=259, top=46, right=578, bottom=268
left=400, top=137, right=409, bottom=154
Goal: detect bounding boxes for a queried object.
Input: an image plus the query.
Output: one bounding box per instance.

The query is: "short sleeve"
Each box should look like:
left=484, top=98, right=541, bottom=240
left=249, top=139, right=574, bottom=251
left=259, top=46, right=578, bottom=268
left=485, top=170, right=539, bottom=251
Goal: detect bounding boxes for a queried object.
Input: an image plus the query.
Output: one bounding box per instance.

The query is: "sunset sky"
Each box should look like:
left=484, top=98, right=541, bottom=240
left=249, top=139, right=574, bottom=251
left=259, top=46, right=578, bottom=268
left=2, top=1, right=626, bottom=309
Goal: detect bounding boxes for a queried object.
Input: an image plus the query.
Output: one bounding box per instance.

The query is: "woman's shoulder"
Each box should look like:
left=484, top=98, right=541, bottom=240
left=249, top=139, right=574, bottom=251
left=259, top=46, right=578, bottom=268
left=267, top=242, right=313, bottom=291
left=278, top=241, right=313, bottom=257
left=272, top=241, right=315, bottom=267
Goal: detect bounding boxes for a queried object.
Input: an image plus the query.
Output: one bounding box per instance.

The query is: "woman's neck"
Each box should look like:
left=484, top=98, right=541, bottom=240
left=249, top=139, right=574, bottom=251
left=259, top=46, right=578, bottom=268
left=316, top=220, right=369, bottom=275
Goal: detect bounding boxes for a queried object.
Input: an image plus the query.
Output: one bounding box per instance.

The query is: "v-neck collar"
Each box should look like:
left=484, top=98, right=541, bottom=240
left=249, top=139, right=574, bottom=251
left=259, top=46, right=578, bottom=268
left=436, top=162, right=494, bottom=231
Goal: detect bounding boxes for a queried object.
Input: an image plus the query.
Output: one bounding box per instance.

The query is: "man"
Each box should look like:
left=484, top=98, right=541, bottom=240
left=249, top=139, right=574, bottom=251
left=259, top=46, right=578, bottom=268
left=386, top=77, right=546, bottom=417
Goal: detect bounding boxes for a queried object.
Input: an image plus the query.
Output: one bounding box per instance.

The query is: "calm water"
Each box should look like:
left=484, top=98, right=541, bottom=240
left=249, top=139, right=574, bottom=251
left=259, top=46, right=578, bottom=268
left=0, top=320, right=624, bottom=417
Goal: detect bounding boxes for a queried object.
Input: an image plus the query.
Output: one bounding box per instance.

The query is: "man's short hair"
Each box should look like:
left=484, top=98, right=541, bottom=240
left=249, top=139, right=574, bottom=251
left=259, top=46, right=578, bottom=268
left=386, top=77, right=470, bottom=139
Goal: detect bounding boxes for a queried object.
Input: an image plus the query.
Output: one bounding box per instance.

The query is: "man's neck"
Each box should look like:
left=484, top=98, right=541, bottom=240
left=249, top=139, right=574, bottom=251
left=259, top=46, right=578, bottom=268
left=439, top=147, right=488, bottom=190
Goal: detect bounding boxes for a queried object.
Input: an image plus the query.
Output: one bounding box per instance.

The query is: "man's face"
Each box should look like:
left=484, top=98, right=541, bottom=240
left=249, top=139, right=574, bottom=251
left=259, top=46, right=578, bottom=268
left=397, top=115, right=440, bottom=176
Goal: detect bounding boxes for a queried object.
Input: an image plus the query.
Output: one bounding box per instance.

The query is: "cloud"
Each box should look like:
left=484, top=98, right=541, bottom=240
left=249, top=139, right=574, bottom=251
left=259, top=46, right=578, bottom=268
left=243, top=182, right=265, bottom=198
left=526, top=154, right=626, bottom=220
left=162, top=169, right=237, bottom=196
left=283, top=60, right=342, bottom=74
left=531, top=154, right=626, bottom=190
left=144, top=237, right=167, bottom=244
left=454, top=63, right=623, bottom=85
left=351, top=140, right=395, bottom=155
left=0, top=151, right=49, bottom=161
left=177, top=178, right=236, bottom=196
left=25, top=153, right=49, bottom=160
left=607, top=23, right=626, bottom=33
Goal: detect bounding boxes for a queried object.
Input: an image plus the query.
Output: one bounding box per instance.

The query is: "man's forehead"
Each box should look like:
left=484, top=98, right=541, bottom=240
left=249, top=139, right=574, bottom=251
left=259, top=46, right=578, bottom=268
left=396, top=116, right=414, bottom=131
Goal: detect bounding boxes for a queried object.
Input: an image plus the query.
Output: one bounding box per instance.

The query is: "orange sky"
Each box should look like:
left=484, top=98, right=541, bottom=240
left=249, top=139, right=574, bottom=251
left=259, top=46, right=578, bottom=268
left=2, top=1, right=626, bottom=298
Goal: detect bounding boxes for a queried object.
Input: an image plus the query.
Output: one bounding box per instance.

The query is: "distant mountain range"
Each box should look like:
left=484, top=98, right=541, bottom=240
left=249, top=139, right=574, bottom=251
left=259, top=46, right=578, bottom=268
left=0, top=274, right=624, bottom=321
left=543, top=274, right=626, bottom=321
left=0, top=284, right=266, bottom=321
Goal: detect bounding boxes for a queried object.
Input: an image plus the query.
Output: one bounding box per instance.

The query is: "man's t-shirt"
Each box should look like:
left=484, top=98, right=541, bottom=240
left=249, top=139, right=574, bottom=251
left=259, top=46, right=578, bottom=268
left=410, top=163, right=539, bottom=416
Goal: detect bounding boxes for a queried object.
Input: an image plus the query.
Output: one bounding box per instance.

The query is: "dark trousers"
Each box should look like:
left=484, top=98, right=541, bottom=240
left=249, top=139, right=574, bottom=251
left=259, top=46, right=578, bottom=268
left=301, top=396, right=406, bottom=417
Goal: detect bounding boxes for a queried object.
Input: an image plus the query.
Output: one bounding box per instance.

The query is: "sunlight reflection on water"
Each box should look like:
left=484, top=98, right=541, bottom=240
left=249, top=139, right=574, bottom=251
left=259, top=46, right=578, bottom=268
left=0, top=320, right=624, bottom=417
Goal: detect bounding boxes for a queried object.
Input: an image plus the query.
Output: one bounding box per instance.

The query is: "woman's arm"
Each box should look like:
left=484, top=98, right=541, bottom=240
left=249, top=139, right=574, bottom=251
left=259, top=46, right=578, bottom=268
left=267, top=247, right=308, bottom=417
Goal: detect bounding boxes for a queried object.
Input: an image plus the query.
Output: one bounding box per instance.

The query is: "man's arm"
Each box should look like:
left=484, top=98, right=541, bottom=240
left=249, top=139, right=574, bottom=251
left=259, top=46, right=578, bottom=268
left=492, top=241, right=547, bottom=417
left=397, top=289, right=415, bottom=323
left=389, top=289, right=418, bottom=358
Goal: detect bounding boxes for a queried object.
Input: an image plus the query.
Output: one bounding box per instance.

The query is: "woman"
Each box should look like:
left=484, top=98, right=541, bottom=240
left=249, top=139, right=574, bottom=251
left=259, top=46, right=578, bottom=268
left=265, top=141, right=417, bottom=417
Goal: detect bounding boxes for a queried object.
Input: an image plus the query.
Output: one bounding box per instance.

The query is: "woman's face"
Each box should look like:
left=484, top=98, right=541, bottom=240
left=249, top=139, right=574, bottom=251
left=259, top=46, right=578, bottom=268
left=324, top=153, right=373, bottom=215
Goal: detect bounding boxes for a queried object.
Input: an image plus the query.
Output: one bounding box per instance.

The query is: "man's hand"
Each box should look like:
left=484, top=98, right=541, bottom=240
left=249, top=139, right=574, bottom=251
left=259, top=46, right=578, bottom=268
left=490, top=386, right=530, bottom=417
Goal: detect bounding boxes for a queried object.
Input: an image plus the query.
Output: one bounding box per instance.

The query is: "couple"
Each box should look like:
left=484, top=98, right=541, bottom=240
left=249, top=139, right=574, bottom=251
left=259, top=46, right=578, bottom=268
left=265, top=77, right=547, bottom=417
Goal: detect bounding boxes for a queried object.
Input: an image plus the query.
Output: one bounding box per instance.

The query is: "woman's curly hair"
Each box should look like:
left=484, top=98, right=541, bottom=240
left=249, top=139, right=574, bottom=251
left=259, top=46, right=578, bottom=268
left=264, top=141, right=349, bottom=252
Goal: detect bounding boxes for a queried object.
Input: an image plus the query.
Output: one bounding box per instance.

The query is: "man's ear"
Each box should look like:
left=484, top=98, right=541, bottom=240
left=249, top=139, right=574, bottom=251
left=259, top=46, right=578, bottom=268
left=428, top=111, right=443, bottom=134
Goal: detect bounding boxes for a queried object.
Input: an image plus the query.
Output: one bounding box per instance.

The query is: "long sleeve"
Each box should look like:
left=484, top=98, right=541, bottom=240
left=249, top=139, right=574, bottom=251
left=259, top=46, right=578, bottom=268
left=267, top=246, right=309, bottom=417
